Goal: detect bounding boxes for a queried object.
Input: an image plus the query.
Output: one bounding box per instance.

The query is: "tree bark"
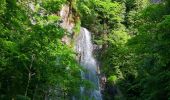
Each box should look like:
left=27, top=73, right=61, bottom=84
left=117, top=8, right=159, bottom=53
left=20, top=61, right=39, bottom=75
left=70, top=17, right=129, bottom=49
left=25, top=54, right=35, bottom=97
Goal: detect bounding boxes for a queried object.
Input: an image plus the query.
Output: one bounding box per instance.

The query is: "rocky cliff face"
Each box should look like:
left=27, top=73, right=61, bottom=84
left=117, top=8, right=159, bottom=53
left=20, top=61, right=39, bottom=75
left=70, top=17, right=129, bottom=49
left=59, top=5, right=75, bottom=33
left=59, top=5, right=75, bottom=45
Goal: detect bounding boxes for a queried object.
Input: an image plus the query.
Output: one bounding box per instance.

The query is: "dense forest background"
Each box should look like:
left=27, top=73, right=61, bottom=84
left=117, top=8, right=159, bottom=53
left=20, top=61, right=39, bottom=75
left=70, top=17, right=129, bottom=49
left=0, top=0, right=170, bottom=100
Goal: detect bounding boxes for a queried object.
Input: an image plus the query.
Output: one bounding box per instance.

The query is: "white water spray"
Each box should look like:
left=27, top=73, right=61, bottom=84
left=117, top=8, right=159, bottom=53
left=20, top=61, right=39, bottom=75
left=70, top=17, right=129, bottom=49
left=75, top=28, right=102, bottom=100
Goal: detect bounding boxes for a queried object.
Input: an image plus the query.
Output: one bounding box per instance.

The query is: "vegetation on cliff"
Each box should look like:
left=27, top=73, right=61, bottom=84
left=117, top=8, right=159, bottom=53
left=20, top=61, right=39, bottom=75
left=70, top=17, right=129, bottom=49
left=0, top=0, right=170, bottom=100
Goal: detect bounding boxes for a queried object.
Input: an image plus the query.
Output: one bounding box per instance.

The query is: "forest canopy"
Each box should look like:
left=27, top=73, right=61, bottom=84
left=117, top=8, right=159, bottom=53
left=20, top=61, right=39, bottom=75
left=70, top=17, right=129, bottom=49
left=0, top=0, right=170, bottom=100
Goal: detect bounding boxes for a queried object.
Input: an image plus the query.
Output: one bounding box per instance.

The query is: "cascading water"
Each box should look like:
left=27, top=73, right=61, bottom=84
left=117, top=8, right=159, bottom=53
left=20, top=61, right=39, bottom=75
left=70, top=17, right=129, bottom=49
left=59, top=5, right=102, bottom=100
left=75, top=28, right=102, bottom=100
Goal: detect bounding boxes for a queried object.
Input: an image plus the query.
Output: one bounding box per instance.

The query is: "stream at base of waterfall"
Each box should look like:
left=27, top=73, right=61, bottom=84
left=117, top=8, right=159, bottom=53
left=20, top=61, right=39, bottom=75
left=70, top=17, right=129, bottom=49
left=75, top=28, right=102, bottom=100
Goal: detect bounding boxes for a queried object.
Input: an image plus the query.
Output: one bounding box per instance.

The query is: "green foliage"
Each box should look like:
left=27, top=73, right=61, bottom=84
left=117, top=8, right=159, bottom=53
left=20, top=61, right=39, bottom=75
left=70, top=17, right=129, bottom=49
left=0, top=0, right=6, bottom=15
left=42, top=0, right=66, bottom=13
left=73, top=19, right=81, bottom=34
left=77, top=0, right=170, bottom=100
left=48, top=15, right=60, bottom=23
left=1, top=0, right=170, bottom=100
left=0, top=0, right=82, bottom=99
left=108, top=75, right=117, bottom=84
left=121, top=1, right=170, bottom=100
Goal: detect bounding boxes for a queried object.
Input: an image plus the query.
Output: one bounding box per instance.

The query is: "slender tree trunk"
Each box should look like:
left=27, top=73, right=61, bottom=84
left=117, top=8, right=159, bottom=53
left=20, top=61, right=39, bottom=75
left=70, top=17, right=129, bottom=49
left=25, top=54, right=35, bottom=97
left=25, top=72, right=31, bottom=96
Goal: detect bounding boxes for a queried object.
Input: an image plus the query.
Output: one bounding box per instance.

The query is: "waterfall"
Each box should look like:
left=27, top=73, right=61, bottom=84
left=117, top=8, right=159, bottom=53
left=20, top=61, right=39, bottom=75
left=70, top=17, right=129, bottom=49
left=59, top=5, right=102, bottom=100
left=75, top=27, right=102, bottom=100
